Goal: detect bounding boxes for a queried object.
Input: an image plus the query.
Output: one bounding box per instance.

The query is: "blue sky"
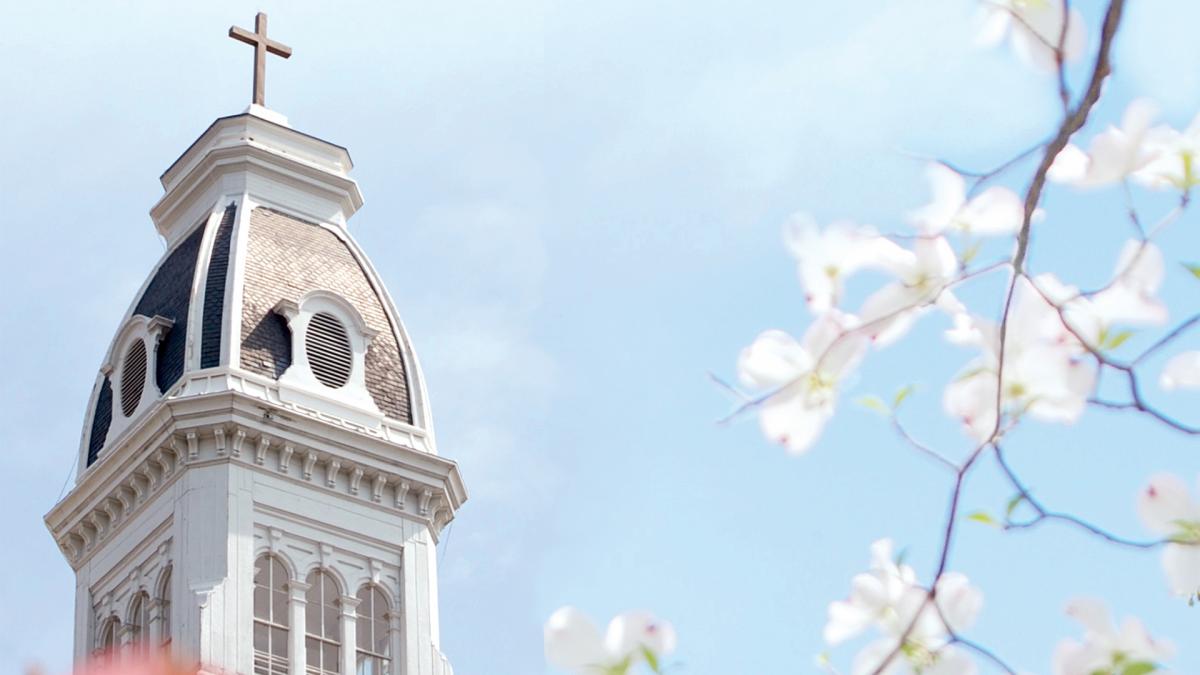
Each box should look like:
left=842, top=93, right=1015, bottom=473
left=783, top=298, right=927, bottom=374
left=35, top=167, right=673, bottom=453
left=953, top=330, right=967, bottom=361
left=3, top=2, right=1200, bottom=673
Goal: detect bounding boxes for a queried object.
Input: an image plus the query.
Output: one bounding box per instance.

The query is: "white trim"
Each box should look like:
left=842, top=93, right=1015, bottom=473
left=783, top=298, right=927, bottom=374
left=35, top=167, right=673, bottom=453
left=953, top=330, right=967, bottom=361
left=185, top=203, right=235, bottom=372
left=275, top=290, right=385, bottom=428
left=98, top=315, right=174, bottom=462
left=224, top=194, right=255, bottom=371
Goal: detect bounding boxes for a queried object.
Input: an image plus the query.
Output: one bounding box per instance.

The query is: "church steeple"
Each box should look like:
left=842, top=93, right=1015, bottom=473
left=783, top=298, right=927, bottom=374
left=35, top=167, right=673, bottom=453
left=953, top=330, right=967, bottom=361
left=44, top=15, right=466, bottom=675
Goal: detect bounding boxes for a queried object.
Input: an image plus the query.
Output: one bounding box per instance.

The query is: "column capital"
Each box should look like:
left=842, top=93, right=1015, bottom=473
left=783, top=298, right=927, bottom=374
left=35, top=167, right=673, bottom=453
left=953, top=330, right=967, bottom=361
left=338, top=594, right=361, bottom=617
left=286, top=580, right=311, bottom=601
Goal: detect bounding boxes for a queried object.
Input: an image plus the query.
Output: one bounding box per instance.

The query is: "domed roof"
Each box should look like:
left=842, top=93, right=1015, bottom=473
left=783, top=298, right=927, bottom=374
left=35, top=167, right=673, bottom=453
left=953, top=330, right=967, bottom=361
left=81, top=113, right=430, bottom=471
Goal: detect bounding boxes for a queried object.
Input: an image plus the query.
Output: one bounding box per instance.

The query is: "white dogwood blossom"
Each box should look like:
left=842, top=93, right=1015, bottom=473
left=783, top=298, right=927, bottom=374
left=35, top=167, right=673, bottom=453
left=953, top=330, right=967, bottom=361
left=1032, top=241, right=1167, bottom=349
left=544, top=607, right=677, bottom=674
left=1049, top=100, right=1163, bottom=187
left=1137, top=474, right=1200, bottom=599
left=908, top=164, right=1023, bottom=237
left=944, top=277, right=1095, bottom=440
left=738, top=312, right=866, bottom=454
left=1051, top=599, right=1174, bottom=675
left=1160, top=351, right=1200, bottom=391
left=825, top=539, right=982, bottom=675
left=976, top=0, right=1087, bottom=71
left=1135, top=112, right=1200, bottom=191
left=858, top=236, right=963, bottom=346
left=783, top=214, right=908, bottom=312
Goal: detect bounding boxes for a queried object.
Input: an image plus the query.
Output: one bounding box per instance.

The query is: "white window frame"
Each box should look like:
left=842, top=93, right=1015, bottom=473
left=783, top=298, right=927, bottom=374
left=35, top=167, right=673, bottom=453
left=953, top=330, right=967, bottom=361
left=274, top=290, right=383, bottom=427
left=95, top=314, right=174, bottom=461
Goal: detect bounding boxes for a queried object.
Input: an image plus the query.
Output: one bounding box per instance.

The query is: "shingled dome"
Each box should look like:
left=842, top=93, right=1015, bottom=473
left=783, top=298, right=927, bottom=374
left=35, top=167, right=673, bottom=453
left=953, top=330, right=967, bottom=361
left=80, top=112, right=431, bottom=470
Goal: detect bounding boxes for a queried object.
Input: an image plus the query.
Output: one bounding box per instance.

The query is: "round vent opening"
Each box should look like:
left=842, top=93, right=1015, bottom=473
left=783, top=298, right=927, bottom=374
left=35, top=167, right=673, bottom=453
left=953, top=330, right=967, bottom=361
left=306, top=312, right=353, bottom=389
left=120, top=340, right=148, bottom=417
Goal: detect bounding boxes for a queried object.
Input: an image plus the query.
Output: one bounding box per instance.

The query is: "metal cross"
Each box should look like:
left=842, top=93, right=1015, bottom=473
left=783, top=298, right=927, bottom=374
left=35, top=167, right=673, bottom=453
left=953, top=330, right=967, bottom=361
left=228, top=12, right=292, bottom=107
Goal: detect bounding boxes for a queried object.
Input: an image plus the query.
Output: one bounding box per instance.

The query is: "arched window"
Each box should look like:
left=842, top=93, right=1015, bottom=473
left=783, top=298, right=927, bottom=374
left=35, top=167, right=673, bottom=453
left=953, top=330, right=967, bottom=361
left=254, top=555, right=290, bottom=675
left=97, top=616, right=120, bottom=660
left=355, top=586, right=391, bottom=675
left=158, top=566, right=172, bottom=648
left=127, top=592, right=151, bottom=652
left=305, top=570, right=341, bottom=675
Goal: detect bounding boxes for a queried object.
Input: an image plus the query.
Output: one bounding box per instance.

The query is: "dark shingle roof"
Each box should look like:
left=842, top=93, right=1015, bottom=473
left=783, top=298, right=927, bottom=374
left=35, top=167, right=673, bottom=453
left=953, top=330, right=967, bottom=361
left=200, top=204, right=237, bottom=368
left=134, top=223, right=206, bottom=392
left=85, top=377, right=113, bottom=467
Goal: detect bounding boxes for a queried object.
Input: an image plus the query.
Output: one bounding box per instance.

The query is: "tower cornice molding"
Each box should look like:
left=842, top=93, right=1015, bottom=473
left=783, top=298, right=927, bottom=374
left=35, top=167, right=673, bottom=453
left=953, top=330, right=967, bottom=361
left=46, top=391, right=466, bottom=571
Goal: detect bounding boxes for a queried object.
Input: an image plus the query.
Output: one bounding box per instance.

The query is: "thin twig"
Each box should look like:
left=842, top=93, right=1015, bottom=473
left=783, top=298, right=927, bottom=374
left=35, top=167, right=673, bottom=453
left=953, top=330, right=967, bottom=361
left=1134, top=314, right=1200, bottom=365
left=1055, top=0, right=1072, bottom=112
left=890, top=415, right=959, bottom=472
left=994, top=445, right=1164, bottom=549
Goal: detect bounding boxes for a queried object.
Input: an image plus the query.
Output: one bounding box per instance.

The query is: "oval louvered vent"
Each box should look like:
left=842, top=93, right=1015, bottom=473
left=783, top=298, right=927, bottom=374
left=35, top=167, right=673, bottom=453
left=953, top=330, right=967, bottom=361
left=306, top=312, right=353, bottom=388
left=120, top=340, right=148, bottom=417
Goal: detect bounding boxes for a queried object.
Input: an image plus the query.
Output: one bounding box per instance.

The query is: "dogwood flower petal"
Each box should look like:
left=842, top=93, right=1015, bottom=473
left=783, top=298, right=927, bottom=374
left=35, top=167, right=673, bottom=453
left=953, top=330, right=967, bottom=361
left=1052, top=599, right=1174, bottom=675
left=545, top=606, right=607, bottom=671
left=1160, top=351, right=1200, bottom=390
left=1051, top=100, right=1162, bottom=187
left=1137, top=474, right=1200, bottom=598
left=737, top=330, right=812, bottom=389
left=933, top=573, right=983, bottom=634
left=1135, top=112, right=1200, bottom=190
left=1136, top=473, right=1198, bottom=535
left=738, top=313, right=866, bottom=454
left=1090, top=241, right=1167, bottom=326
left=604, top=611, right=677, bottom=664
left=784, top=214, right=908, bottom=312
left=910, top=165, right=1021, bottom=236
left=979, top=0, right=1086, bottom=71
left=1162, top=543, right=1200, bottom=598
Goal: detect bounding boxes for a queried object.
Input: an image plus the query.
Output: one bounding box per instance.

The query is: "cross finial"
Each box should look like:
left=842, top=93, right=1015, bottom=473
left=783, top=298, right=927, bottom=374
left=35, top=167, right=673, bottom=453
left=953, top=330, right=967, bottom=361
left=228, top=12, right=292, bottom=108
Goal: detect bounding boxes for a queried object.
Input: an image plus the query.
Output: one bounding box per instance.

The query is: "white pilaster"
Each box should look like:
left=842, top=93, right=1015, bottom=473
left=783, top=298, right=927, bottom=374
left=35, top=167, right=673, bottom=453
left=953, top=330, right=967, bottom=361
left=339, top=595, right=361, bottom=675
left=287, top=581, right=310, bottom=675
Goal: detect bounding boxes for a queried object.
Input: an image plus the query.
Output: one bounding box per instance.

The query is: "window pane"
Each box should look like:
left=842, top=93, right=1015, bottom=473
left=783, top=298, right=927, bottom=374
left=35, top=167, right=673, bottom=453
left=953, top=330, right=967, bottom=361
left=254, top=559, right=267, bottom=586
left=254, top=622, right=269, bottom=652
left=306, top=638, right=319, bottom=668
left=254, top=586, right=269, bottom=619
left=324, top=606, right=340, bottom=639
left=373, top=627, right=389, bottom=657
left=272, top=627, right=288, bottom=658
left=324, top=644, right=339, bottom=672
left=306, top=597, right=320, bottom=634
left=273, top=588, right=289, bottom=624
left=357, top=616, right=370, bottom=650
left=272, top=560, right=288, bottom=590
left=373, top=593, right=387, bottom=623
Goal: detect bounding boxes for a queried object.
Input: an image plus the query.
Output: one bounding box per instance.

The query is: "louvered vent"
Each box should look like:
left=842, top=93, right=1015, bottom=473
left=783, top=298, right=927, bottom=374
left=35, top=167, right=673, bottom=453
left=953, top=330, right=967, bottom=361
left=120, top=340, right=148, bottom=417
left=306, top=312, right=353, bottom=388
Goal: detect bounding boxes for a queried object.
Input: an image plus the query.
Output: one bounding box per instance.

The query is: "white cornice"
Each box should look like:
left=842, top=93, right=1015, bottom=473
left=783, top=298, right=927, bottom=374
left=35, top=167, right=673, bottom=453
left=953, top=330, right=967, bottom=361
left=46, top=387, right=467, bottom=570
left=150, top=115, right=363, bottom=247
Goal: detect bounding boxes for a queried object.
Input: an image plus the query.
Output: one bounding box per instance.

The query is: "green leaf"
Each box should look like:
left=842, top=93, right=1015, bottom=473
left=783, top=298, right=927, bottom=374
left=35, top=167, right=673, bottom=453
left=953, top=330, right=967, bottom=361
left=893, top=384, right=916, bottom=409
left=1185, top=263, right=1200, bottom=281
left=966, top=511, right=999, bottom=528
left=641, top=646, right=662, bottom=674
left=1005, top=493, right=1024, bottom=519
left=1121, top=661, right=1158, bottom=675
left=1104, top=330, right=1135, bottom=350
left=857, top=395, right=890, bottom=416
left=961, top=241, right=982, bottom=265
left=1168, top=519, right=1200, bottom=544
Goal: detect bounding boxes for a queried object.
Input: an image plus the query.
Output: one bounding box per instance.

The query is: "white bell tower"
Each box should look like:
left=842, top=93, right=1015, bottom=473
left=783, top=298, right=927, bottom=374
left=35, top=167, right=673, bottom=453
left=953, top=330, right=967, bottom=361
left=43, top=14, right=467, bottom=675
